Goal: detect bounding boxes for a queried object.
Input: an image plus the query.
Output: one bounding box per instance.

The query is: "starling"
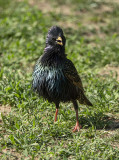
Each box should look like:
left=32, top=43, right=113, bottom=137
left=32, top=26, right=93, bottom=132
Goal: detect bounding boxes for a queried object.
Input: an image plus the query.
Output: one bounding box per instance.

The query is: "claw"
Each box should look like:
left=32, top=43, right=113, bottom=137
left=73, top=122, right=82, bottom=132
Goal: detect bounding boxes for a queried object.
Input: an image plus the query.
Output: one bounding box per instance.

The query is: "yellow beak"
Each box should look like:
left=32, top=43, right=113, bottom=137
left=56, top=37, right=63, bottom=46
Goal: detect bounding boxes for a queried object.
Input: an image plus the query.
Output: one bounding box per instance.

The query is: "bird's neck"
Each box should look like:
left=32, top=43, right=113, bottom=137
left=40, top=45, right=66, bottom=67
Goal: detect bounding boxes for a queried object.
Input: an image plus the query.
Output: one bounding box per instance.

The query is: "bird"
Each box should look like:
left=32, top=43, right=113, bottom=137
left=32, top=26, right=93, bottom=132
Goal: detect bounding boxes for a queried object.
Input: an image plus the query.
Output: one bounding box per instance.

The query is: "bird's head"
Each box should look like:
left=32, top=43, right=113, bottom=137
left=46, top=26, right=66, bottom=49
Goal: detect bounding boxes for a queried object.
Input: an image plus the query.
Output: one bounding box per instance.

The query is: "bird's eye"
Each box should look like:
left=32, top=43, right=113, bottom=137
left=52, top=38, right=56, bottom=41
left=57, top=40, right=62, bottom=43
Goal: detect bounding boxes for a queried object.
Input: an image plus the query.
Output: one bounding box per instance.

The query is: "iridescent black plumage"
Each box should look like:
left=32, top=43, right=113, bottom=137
left=32, top=26, right=92, bottom=131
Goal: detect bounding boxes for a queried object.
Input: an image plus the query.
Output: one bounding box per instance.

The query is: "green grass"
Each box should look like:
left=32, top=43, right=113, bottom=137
left=0, top=0, right=119, bottom=159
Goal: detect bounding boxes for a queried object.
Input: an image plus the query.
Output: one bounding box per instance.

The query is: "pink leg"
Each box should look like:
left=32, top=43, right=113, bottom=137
left=54, top=108, right=58, bottom=122
left=73, top=109, right=82, bottom=132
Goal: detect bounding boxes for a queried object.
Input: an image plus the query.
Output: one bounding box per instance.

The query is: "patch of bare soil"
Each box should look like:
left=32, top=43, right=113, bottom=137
left=106, top=0, right=119, bottom=4
left=0, top=105, right=11, bottom=114
left=0, top=105, right=11, bottom=123
left=0, top=105, right=11, bottom=136
left=18, top=0, right=115, bottom=37
left=0, top=148, right=23, bottom=160
left=17, top=0, right=78, bottom=29
left=101, top=129, right=119, bottom=149
left=109, top=130, right=119, bottom=149
left=99, top=114, right=119, bottom=149
left=0, top=104, right=11, bottom=118
left=20, top=0, right=74, bottom=15
left=0, top=105, right=22, bottom=159
left=112, top=142, right=119, bottom=149
left=29, top=0, right=54, bottom=13
left=99, top=65, right=119, bottom=81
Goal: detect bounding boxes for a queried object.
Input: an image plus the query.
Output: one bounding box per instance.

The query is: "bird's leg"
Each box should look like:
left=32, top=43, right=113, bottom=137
left=73, top=108, right=82, bottom=132
left=54, top=103, right=59, bottom=122
left=54, top=108, right=58, bottom=122
left=72, top=101, right=82, bottom=132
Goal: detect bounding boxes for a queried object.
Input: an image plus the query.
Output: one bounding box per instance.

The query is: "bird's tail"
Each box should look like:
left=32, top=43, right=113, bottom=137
left=78, top=93, right=93, bottom=106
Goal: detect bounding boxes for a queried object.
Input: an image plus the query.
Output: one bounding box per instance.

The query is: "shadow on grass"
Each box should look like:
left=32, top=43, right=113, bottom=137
left=103, top=116, right=119, bottom=130
left=70, top=113, right=119, bottom=131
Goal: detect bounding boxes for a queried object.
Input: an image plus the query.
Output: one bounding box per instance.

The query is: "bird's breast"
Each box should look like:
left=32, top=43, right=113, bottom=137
left=32, top=64, right=78, bottom=102
left=46, top=67, right=66, bottom=92
left=33, top=64, right=66, bottom=93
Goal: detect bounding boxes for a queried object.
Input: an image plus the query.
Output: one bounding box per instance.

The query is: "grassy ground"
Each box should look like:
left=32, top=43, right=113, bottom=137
left=0, top=0, right=119, bottom=159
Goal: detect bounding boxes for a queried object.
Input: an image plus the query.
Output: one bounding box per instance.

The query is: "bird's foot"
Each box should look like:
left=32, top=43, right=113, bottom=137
left=73, top=122, right=82, bottom=132
left=54, top=119, right=57, bottom=123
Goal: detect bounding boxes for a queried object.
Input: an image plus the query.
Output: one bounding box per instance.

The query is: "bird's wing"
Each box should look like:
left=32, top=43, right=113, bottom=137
left=63, top=59, right=84, bottom=92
